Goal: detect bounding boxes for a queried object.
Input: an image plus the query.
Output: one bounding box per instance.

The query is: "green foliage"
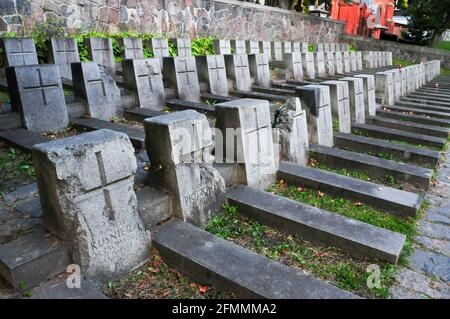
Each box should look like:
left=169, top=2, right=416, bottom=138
left=349, top=44, right=358, bottom=52
left=307, top=44, right=314, bottom=52
left=191, top=37, right=214, bottom=56
left=434, top=41, right=450, bottom=51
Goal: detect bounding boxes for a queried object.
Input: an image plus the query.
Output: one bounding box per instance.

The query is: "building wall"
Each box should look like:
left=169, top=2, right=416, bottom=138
left=0, top=0, right=345, bottom=42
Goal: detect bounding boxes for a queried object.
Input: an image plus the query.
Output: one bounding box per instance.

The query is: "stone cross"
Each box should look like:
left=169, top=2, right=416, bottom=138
left=171, top=38, right=192, bottom=57
left=144, top=110, right=226, bottom=226
left=323, top=43, right=330, bottom=52
left=122, top=58, right=165, bottom=111
left=224, top=54, right=252, bottom=92
left=273, top=98, right=309, bottom=166
left=231, top=39, right=246, bottom=54
left=302, top=52, right=316, bottom=79
left=324, top=52, right=335, bottom=76
left=85, top=38, right=116, bottom=74
left=354, top=74, right=376, bottom=117
left=271, top=41, right=283, bottom=61
left=340, top=77, right=366, bottom=124
left=282, top=42, right=292, bottom=54
left=321, top=80, right=351, bottom=133
left=292, top=42, right=301, bottom=53
left=362, top=51, right=374, bottom=69
left=248, top=53, right=271, bottom=88
left=334, top=51, right=343, bottom=74
left=215, top=99, right=277, bottom=190
left=314, top=52, right=326, bottom=78
left=213, top=39, right=231, bottom=55
left=6, top=64, right=69, bottom=133
left=71, top=62, right=123, bottom=120
left=376, top=71, right=394, bottom=106
left=350, top=51, right=358, bottom=72
left=386, top=69, right=401, bottom=101
left=300, top=43, right=309, bottom=52
left=400, top=68, right=407, bottom=96
left=148, top=38, right=170, bottom=68
left=47, top=38, right=80, bottom=80
left=283, top=52, right=303, bottom=82
left=0, top=38, right=38, bottom=67
left=163, top=56, right=201, bottom=102
left=32, top=129, right=151, bottom=282
left=246, top=40, right=260, bottom=54
left=196, top=54, right=229, bottom=96
left=356, top=52, right=363, bottom=70
left=118, top=38, right=144, bottom=60
left=343, top=51, right=351, bottom=73
left=259, top=41, right=272, bottom=61
left=296, top=85, right=334, bottom=147
left=313, top=43, right=324, bottom=52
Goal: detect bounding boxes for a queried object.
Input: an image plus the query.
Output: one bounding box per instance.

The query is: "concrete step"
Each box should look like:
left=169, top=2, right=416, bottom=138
left=124, top=108, right=166, bottom=123
left=30, top=277, right=107, bottom=299
left=200, top=92, right=238, bottom=103
left=366, top=116, right=450, bottom=138
left=408, top=93, right=450, bottom=104
left=165, top=99, right=215, bottom=115
left=333, top=132, right=440, bottom=167
left=227, top=186, right=406, bottom=264
left=0, top=112, right=21, bottom=132
left=229, top=89, right=291, bottom=102
left=352, top=123, right=446, bottom=149
left=310, top=144, right=433, bottom=190
left=0, top=128, right=49, bottom=152
left=376, top=109, right=450, bottom=127
left=0, top=230, right=69, bottom=290
left=396, top=101, right=450, bottom=114
left=401, top=96, right=450, bottom=108
left=71, top=117, right=145, bottom=149
left=153, top=219, right=359, bottom=298
left=382, top=105, right=450, bottom=120
left=252, top=85, right=296, bottom=96
left=277, top=163, right=422, bottom=217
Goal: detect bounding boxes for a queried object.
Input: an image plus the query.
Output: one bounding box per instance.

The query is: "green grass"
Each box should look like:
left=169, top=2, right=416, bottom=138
left=434, top=41, right=450, bottom=51
left=0, top=91, right=9, bottom=103
left=441, top=68, right=450, bottom=76
left=205, top=205, right=398, bottom=298
left=0, top=148, right=36, bottom=195
left=392, top=58, right=415, bottom=67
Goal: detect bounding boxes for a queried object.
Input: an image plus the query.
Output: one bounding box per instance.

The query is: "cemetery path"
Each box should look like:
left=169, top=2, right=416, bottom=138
left=389, top=148, right=450, bottom=299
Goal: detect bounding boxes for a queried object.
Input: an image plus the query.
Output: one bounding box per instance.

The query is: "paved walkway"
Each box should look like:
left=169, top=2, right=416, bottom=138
left=389, top=148, right=450, bottom=299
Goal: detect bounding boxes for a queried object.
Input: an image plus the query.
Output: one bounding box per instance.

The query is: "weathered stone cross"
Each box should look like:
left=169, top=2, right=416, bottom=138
left=177, top=58, right=196, bottom=85
left=55, top=41, right=77, bottom=64
left=209, top=56, right=225, bottom=82
left=23, top=68, right=59, bottom=106
left=10, top=40, right=35, bottom=65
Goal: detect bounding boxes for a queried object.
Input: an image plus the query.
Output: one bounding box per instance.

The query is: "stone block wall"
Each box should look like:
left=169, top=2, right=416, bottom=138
left=0, top=0, right=345, bottom=42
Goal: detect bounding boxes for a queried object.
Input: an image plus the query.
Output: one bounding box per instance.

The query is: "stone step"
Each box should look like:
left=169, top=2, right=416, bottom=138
left=396, top=101, right=450, bottom=114
left=376, top=109, right=450, bottom=127
left=124, top=108, right=166, bottom=123
left=352, top=123, right=446, bottom=149
left=30, top=277, right=107, bottom=299
left=200, top=93, right=237, bottom=103
left=409, top=93, right=450, bottom=103
left=366, top=116, right=450, bottom=138
left=0, top=129, right=49, bottom=152
left=227, top=186, right=406, bottom=264
left=71, top=117, right=145, bottom=149
left=0, top=112, right=21, bottom=132
left=310, top=144, right=433, bottom=190
left=277, top=163, right=421, bottom=217
left=0, top=230, right=69, bottom=290
left=252, top=85, right=296, bottom=96
left=411, top=91, right=450, bottom=99
left=229, top=89, right=291, bottom=102
left=401, top=97, right=450, bottom=108
left=419, top=88, right=450, bottom=95
left=165, top=99, right=215, bottom=115
left=333, top=132, right=440, bottom=167
left=153, top=219, right=359, bottom=298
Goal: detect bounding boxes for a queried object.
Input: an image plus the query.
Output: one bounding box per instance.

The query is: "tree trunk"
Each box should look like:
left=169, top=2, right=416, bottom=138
left=430, top=31, right=442, bottom=47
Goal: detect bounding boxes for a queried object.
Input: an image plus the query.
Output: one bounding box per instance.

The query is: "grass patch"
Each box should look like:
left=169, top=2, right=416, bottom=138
left=205, top=205, right=398, bottom=298
left=0, top=147, right=36, bottom=195
left=105, top=249, right=234, bottom=299
left=434, top=41, right=450, bottom=51
left=0, top=91, right=9, bottom=103
left=441, top=68, right=450, bottom=76
left=392, top=58, right=415, bottom=67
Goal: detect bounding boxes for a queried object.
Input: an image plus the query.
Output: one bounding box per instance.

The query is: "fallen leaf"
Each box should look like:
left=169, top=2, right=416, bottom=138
left=353, top=201, right=362, bottom=207
left=199, top=285, right=209, bottom=293
left=296, top=186, right=304, bottom=192
left=279, top=179, right=285, bottom=188
left=318, top=191, right=325, bottom=198
left=189, top=282, right=197, bottom=288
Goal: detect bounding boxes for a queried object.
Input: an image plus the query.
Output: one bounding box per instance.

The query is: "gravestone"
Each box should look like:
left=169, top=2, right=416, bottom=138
left=273, top=98, right=309, bottom=166
left=321, top=80, right=351, bottom=133
left=148, top=38, right=170, bottom=68
left=356, top=52, right=363, bottom=70
left=373, top=52, right=379, bottom=68
left=296, top=85, right=334, bottom=147
left=387, top=69, right=401, bottom=101
left=354, top=74, right=376, bottom=117
left=387, top=52, right=393, bottom=66
left=334, top=51, right=343, bottom=74
left=0, top=38, right=38, bottom=67
left=292, top=42, right=301, bottom=53
left=314, top=52, right=326, bottom=78
left=313, top=43, right=324, bottom=52
left=302, top=52, right=316, bottom=79
left=341, top=43, right=349, bottom=51
left=118, top=38, right=144, bottom=60
left=32, top=129, right=151, bottom=282
left=196, top=54, right=229, bottom=96
left=343, top=51, right=351, bottom=73
left=340, top=77, right=365, bottom=124
left=248, top=53, right=271, bottom=88
left=271, top=41, right=283, bottom=61
left=6, top=64, right=69, bottom=133
left=71, top=62, right=123, bottom=120
left=122, top=58, right=165, bottom=111
left=400, top=68, right=407, bottom=96
left=259, top=41, right=272, bottom=61
left=224, top=54, right=252, bottom=92
left=171, top=38, right=192, bottom=56
left=362, top=51, right=374, bottom=69
left=376, top=71, right=394, bottom=106
left=144, top=110, right=226, bottom=226
left=300, top=43, right=309, bottom=52
left=246, top=40, right=260, bottom=54
left=47, top=38, right=80, bottom=80
left=282, top=42, right=292, bottom=54
left=231, top=39, right=246, bottom=54
left=163, top=56, right=201, bottom=102
left=324, top=52, right=335, bottom=76
left=283, top=52, right=303, bottom=81
left=350, top=52, right=358, bottom=72
left=213, top=39, right=231, bottom=55
left=84, top=38, right=115, bottom=74
left=215, top=99, right=277, bottom=190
